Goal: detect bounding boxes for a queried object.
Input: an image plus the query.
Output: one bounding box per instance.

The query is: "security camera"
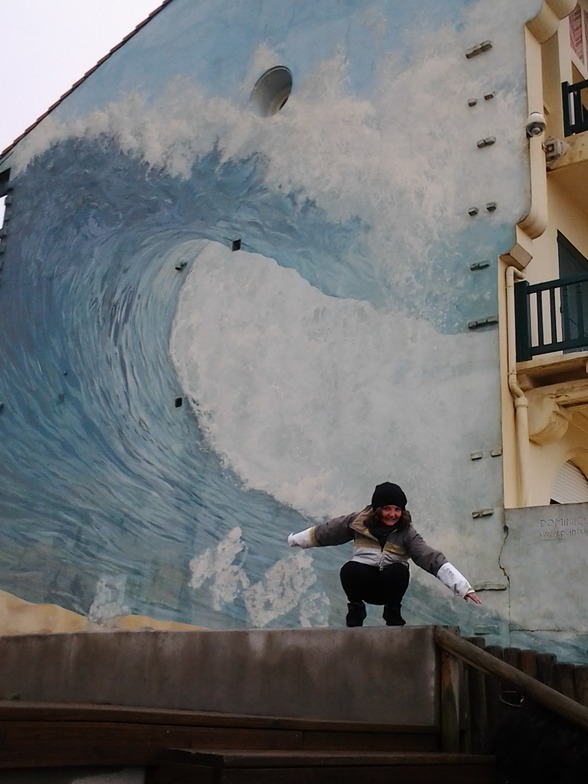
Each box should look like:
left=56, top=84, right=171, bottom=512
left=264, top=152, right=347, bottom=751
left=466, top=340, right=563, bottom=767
left=526, top=111, right=546, bottom=138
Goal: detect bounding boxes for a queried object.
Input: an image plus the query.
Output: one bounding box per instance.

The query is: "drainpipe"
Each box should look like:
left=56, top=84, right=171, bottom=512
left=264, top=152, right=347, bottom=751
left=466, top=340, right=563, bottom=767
left=506, top=265, right=530, bottom=507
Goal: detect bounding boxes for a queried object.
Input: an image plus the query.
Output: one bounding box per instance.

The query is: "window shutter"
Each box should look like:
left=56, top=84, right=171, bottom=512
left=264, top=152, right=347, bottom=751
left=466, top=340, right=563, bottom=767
left=551, top=461, right=588, bottom=503
left=570, top=6, right=585, bottom=63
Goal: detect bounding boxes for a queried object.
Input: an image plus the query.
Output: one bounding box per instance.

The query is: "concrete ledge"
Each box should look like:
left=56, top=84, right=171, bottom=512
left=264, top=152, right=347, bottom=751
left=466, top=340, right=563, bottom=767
left=0, top=627, right=438, bottom=725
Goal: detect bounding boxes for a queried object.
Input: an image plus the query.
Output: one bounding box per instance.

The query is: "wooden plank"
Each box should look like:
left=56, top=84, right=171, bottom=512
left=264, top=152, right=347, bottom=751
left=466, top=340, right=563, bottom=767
left=159, top=762, right=217, bottom=784
left=299, top=728, right=437, bottom=752
left=158, top=750, right=496, bottom=784
left=518, top=649, right=539, bottom=680
left=500, top=647, right=523, bottom=713
left=483, top=645, right=504, bottom=734
left=574, top=666, right=588, bottom=707
left=162, top=749, right=495, bottom=766
left=465, top=638, right=489, bottom=754
left=502, top=647, right=521, bottom=669
left=438, top=649, right=461, bottom=752
left=459, top=644, right=472, bottom=754
left=555, top=663, right=577, bottom=701
left=536, top=653, right=557, bottom=689
left=0, top=701, right=426, bottom=734
left=216, top=764, right=496, bottom=784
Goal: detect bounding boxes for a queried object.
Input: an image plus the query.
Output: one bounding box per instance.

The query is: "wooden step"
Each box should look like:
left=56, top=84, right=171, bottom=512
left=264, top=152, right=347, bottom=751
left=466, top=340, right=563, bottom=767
left=0, top=702, right=437, bottom=768
left=157, top=749, right=497, bottom=784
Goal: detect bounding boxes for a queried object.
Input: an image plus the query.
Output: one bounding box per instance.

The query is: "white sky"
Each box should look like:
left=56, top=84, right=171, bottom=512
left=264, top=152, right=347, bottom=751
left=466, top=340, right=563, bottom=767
left=0, top=0, right=163, bottom=153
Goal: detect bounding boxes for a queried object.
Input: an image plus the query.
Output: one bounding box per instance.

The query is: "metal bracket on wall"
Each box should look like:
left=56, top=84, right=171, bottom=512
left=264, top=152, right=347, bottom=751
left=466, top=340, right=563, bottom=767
left=465, top=40, right=493, bottom=58
left=474, top=582, right=508, bottom=591
left=468, top=316, right=498, bottom=329
left=472, top=508, right=494, bottom=518
left=473, top=624, right=499, bottom=635
left=470, top=260, right=490, bottom=271
left=470, top=447, right=503, bottom=460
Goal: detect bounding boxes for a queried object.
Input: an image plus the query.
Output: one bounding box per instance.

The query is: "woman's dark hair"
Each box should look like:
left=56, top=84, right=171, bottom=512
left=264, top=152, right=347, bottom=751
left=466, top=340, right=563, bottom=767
left=368, top=507, right=412, bottom=531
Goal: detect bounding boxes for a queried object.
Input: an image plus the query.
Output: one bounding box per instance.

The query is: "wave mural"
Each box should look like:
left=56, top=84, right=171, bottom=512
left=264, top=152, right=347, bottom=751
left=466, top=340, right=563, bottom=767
left=0, top=0, right=548, bottom=636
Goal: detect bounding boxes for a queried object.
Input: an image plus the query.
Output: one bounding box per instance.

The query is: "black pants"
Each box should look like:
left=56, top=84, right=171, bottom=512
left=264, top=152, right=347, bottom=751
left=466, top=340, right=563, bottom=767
left=340, top=560, right=409, bottom=606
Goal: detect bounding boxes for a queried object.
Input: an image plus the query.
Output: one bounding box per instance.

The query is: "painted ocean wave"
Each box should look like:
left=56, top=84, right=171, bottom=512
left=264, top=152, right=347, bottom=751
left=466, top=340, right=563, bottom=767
left=0, top=137, right=341, bottom=628
left=0, top=134, right=498, bottom=633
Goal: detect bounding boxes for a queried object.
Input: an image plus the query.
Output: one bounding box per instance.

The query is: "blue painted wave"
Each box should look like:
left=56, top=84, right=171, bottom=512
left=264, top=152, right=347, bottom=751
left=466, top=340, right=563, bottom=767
left=0, top=135, right=508, bottom=635
left=0, top=138, right=330, bottom=627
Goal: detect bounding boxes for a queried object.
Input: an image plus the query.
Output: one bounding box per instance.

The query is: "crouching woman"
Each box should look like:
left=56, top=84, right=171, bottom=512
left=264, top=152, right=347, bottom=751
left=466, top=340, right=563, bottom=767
left=288, top=481, right=481, bottom=627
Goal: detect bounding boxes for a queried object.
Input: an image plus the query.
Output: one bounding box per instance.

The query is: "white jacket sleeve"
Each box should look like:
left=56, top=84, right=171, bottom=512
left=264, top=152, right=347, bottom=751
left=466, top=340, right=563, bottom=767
left=436, top=562, right=473, bottom=598
left=288, top=527, right=316, bottom=548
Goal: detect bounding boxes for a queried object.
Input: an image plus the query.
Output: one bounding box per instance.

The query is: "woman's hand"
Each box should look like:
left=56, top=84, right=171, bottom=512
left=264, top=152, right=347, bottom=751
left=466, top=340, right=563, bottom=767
left=287, top=528, right=314, bottom=548
left=464, top=590, right=482, bottom=604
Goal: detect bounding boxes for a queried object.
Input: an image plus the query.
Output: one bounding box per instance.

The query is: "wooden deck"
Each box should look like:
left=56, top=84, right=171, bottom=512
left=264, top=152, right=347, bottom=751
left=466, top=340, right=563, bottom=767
left=0, top=701, right=496, bottom=783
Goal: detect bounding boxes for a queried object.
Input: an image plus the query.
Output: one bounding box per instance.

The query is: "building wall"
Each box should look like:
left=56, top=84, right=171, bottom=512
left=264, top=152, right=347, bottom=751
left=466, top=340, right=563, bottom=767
left=509, top=6, right=588, bottom=512
left=503, top=502, right=588, bottom=659
left=497, top=4, right=588, bottom=663
left=0, top=0, right=544, bottom=637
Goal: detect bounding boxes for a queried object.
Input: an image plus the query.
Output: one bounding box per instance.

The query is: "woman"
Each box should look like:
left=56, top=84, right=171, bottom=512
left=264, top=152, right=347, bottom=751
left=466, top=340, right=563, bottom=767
left=288, top=481, right=481, bottom=626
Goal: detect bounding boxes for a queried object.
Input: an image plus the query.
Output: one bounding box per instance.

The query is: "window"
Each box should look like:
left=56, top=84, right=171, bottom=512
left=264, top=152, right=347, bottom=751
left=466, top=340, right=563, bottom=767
left=0, top=169, right=11, bottom=238
left=0, top=169, right=9, bottom=228
left=569, top=3, right=588, bottom=77
left=551, top=461, right=588, bottom=503
left=557, top=232, right=588, bottom=349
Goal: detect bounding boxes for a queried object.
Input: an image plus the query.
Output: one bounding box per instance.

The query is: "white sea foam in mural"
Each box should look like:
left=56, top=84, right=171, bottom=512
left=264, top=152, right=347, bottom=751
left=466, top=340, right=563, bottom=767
left=10, top=0, right=532, bottom=271
left=189, top=527, right=249, bottom=610
left=171, top=242, right=496, bottom=535
left=243, top=554, right=330, bottom=628
left=88, top=574, right=129, bottom=623
left=188, top=526, right=329, bottom=626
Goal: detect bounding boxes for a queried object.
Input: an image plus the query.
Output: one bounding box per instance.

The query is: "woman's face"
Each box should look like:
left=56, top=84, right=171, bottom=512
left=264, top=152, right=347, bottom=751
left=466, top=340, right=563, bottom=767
left=378, top=505, right=403, bottom=526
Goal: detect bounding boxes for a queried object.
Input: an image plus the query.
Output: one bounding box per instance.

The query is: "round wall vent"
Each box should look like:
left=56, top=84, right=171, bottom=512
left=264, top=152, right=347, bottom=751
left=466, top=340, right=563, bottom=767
left=250, top=66, right=292, bottom=117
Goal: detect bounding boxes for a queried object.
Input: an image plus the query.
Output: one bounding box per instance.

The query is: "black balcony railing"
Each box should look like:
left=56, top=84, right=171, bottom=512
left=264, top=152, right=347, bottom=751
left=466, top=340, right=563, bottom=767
left=562, top=80, right=588, bottom=136
left=514, top=273, right=588, bottom=361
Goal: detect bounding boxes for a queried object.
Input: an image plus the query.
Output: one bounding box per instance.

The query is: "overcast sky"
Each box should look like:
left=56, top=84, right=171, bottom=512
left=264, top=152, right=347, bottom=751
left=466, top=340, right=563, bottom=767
left=0, top=0, right=162, bottom=153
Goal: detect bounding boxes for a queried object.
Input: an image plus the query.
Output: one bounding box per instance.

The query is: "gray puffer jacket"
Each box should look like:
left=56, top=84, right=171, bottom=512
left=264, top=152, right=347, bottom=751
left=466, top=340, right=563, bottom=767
left=310, top=507, right=448, bottom=575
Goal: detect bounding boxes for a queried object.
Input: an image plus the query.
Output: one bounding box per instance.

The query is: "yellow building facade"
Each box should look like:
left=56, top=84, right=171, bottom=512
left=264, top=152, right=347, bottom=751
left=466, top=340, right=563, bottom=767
left=502, top=0, right=588, bottom=509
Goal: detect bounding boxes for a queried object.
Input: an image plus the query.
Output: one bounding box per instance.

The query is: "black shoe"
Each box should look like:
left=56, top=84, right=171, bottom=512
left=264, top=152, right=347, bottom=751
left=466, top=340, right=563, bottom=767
left=383, top=604, right=406, bottom=626
left=346, top=602, right=367, bottom=627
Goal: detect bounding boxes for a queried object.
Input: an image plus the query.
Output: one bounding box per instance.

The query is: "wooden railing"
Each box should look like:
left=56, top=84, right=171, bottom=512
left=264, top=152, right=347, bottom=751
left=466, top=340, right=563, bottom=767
left=514, top=273, right=588, bottom=361
left=435, top=627, right=588, bottom=755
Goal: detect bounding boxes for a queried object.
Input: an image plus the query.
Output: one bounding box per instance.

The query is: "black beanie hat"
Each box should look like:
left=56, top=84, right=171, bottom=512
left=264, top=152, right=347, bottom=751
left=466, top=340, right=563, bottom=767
left=371, top=482, right=407, bottom=511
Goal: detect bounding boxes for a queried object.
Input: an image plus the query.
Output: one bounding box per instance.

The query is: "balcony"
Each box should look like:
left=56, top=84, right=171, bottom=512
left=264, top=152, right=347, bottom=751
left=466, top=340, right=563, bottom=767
left=562, top=79, right=588, bottom=137
left=514, top=273, right=588, bottom=361
left=514, top=275, right=588, bottom=437
left=546, top=82, right=588, bottom=213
